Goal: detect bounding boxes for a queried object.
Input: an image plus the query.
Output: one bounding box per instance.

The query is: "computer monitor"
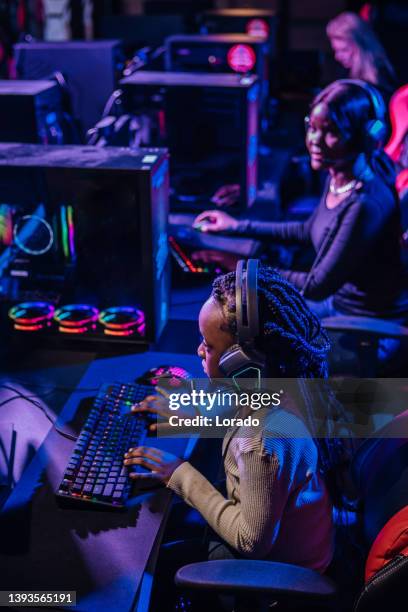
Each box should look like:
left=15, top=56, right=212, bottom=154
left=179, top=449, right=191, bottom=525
left=165, top=33, right=269, bottom=107
left=0, top=80, right=63, bottom=144
left=14, top=41, right=124, bottom=137
left=0, top=144, right=170, bottom=346
left=120, top=71, right=259, bottom=211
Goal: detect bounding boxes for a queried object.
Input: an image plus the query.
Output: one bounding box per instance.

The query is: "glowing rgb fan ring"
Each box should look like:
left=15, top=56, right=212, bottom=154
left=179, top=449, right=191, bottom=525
left=13, top=215, right=54, bottom=256
left=99, top=306, right=145, bottom=336
left=54, top=304, right=99, bottom=328
left=8, top=301, right=55, bottom=331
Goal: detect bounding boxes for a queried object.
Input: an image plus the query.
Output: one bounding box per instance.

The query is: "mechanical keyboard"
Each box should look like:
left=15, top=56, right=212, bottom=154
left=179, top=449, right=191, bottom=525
left=56, top=382, right=154, bottom=510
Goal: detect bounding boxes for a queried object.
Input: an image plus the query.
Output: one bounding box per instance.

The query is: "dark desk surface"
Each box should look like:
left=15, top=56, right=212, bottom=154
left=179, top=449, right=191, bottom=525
left=0, top=350, right=202, bottom=612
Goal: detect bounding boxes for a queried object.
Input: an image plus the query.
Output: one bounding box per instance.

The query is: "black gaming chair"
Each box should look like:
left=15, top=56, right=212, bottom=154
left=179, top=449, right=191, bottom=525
left=321, top=316, right=408, bottom=377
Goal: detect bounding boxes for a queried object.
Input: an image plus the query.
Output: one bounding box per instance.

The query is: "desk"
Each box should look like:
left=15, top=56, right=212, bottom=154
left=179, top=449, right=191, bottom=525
left=0, top=351, right=202, bottom=611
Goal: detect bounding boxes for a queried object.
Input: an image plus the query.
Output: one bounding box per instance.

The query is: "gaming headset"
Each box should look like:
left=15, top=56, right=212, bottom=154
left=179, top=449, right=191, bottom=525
left=218, top=259, right=266, bottom=385
left=332, top=78, right=388, bottom=150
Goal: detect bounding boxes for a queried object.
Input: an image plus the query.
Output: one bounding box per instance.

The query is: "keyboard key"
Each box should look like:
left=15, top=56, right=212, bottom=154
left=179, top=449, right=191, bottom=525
left=102, top=484, right=114, bottom=497
left=56, top=382, right=152, bottom=509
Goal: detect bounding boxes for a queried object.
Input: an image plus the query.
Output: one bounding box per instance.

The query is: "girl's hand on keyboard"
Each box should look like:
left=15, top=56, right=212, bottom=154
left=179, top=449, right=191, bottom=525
left=131, top=394, right=192, bottom=433
left=124, top=447, right=184, bottom=484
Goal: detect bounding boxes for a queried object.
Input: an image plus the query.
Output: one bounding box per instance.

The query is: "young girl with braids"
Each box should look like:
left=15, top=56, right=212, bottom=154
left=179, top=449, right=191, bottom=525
left=125, top=267, right=347, bottom=595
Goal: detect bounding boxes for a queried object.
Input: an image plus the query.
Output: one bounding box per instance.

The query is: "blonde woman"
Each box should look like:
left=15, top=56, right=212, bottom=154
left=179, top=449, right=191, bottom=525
left=327, top=11, right=396, bottom=104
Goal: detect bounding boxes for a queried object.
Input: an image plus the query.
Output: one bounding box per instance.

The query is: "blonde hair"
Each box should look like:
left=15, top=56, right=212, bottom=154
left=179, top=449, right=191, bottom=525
left=327, top=12, right=395, bottom=89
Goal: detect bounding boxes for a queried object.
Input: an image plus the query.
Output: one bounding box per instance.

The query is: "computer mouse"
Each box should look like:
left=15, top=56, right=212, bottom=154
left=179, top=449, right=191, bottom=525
left=136, top=365, right=192, bottom=388
left=193, top=216, right=215, bottom=231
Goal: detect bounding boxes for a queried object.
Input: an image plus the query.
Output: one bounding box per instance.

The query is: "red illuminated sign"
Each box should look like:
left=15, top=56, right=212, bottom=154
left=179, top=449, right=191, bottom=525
left=246, top=18, right=270, bottom=40
left=227, top=44, right=256, bottom=73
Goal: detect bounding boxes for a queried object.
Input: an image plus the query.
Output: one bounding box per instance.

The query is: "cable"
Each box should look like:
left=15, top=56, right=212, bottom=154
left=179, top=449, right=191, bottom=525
left=101, top=89, right=123, bottom=120
left=0, top=380, right=100, bottom=393
left=0, top=384, right=78, bottom=442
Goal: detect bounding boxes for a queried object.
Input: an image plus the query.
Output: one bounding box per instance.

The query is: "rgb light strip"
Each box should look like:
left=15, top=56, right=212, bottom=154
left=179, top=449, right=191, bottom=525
left=0, top=204, right=13, bottom=246
left=60, top=205, right=76, bottom=261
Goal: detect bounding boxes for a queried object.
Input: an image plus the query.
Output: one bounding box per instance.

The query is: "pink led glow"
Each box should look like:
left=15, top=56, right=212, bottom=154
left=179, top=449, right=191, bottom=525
left=227, top=44, right=256, bottom=73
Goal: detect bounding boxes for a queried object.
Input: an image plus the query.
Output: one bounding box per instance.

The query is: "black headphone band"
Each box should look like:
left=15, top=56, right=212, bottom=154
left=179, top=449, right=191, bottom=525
left=236, top=259, right=260, bottom=346
left=331, top=78, right=387, bottom=122
left=218, top=258, right=265, bottom=381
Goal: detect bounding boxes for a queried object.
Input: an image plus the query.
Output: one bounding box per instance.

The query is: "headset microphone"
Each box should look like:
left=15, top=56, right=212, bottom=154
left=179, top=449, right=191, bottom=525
left=218, top=259, right=266, bottom=388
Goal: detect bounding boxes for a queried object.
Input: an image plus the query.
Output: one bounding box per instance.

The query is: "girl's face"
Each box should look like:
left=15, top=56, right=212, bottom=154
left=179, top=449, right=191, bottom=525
left=330, top=36, right=356, bottom=70
left=197, top=297, right=234, bottom=378
left=305, top=102, right=354, bottom=170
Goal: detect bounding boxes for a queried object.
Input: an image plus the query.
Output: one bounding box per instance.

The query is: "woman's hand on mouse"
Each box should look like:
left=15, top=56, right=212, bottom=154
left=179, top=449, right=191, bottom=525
left=193, top=210, right=239, bottom=233
left=124, top=446, right=184, bottom=484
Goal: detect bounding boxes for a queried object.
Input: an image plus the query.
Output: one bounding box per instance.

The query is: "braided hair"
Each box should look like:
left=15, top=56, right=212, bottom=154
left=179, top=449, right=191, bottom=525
left=212, top=266, right=330, bottom=378
left=212, top=265, right=350, bottom=506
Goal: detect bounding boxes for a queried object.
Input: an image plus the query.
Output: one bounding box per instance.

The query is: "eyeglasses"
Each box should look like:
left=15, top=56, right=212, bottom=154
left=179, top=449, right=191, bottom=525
left=304, top=116, right=311, bottom=130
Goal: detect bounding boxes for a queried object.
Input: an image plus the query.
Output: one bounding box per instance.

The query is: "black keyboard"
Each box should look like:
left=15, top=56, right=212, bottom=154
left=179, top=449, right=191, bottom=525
left=56, top=382, right=153, bottom=510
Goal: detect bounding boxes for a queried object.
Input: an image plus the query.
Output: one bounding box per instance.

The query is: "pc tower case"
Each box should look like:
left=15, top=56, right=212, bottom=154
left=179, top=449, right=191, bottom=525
left=0, top=143, right=169, bottom=346
left=198, top=8, right=278, bottom=57
left=14, top=41, right=124, bottom=137
left=120, top=71, right=259, bottom=211
left=0, top=80, right=63, bottom=144
left=165, top=33, right=269, bottom=107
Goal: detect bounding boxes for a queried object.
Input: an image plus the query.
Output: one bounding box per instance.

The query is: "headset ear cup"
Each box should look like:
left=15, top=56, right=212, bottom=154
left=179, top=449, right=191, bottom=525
left=219, top=344, right=266, bottom=378
left=366, top=118, right=387, bottom=149
left=333, top=78, right=387, bottom=151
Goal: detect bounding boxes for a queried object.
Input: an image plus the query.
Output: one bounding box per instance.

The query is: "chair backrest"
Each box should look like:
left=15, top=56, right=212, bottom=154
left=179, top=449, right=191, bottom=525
left=385, top=84, right=408, bottom=162
left=352, top=411, right=408, bottom=611
left=399, top=184, right=408, bottom=235
left=352, top=409, right=408, bottom=545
